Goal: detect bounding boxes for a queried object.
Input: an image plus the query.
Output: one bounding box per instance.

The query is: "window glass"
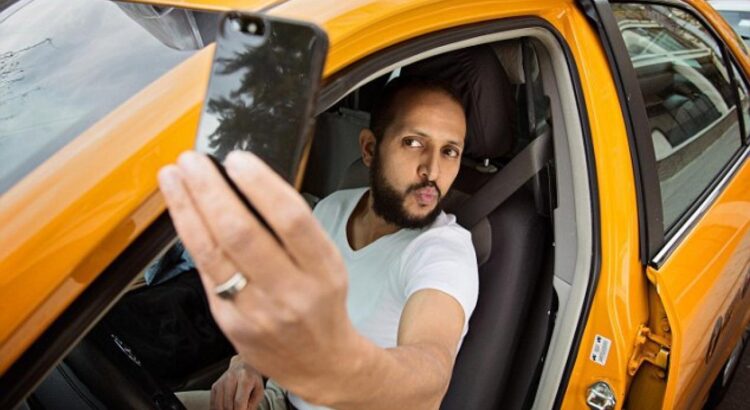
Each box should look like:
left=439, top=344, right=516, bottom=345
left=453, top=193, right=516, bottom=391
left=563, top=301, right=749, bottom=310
left=0, top=0, right=219, bottom=193
left=613, top=3, right=744, bottom=231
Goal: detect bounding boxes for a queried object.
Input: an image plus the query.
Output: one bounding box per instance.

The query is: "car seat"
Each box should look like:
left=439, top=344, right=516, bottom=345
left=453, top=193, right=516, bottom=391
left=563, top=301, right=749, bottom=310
left=337, top=42, right=555, bottom=409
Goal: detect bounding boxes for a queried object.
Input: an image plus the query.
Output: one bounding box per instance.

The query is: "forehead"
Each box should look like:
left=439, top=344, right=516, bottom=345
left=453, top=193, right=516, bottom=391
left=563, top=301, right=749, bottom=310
left=388, top=89, right=467, bottom=142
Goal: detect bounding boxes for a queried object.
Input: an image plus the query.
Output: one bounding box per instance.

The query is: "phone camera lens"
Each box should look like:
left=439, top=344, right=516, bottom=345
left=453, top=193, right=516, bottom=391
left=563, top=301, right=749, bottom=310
left=229, top=18, right=242, bottom=32
left=228, top=15, right=264, bottom=35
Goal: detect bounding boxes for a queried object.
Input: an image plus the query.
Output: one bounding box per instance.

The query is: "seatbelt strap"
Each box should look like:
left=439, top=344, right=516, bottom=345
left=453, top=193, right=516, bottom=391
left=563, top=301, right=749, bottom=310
left=456, top=131, right=552, bottom=228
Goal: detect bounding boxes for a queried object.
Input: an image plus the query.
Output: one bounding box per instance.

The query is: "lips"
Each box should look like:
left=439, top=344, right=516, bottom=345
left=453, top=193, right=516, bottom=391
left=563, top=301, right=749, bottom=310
left=413, top=186, right=438, bottom=206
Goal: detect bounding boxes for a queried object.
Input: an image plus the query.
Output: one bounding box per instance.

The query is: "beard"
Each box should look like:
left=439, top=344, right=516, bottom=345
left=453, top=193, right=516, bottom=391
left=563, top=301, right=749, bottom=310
left=369, top=148, right=443, bottom=229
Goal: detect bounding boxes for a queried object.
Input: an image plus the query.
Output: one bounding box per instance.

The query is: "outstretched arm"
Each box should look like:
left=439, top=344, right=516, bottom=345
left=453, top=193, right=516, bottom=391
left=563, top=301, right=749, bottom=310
left=326, top=289, right=464, bottom=409
left=158, top=150, right=465, bottom=409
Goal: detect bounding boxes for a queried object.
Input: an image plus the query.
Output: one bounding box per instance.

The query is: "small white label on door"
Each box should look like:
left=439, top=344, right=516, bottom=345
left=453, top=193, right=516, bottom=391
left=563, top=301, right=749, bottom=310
left=590, top=334, right=611, bottom=366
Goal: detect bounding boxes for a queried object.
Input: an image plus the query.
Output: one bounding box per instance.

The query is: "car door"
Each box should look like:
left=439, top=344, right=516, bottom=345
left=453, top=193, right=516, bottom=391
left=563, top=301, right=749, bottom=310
left=605, top=1, right=750, bottom=409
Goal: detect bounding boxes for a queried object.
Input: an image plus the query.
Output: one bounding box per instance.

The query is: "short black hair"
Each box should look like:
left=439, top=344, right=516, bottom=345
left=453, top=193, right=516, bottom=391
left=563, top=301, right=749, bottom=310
left=369, top=75, right=464, bottom=143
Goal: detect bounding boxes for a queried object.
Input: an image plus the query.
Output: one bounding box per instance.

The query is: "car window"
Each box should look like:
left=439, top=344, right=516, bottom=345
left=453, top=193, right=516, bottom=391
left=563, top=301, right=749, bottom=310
left=0, top=0, right=218, bottom=193
left=612, top=3, right=745, bottom=232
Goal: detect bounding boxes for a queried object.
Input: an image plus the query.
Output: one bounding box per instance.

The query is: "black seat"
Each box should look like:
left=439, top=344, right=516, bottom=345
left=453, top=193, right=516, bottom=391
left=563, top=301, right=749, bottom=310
left=402, top=44, right=554, bottom=409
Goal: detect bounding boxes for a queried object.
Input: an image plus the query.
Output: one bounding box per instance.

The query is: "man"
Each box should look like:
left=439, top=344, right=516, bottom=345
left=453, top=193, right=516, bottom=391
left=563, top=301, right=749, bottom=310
left=160, top=76, right=478, bottom=410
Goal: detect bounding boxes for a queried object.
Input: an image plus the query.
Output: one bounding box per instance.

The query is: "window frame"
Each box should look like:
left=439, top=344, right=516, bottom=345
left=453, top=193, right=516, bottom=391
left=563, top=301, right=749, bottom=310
left=728, top=56, right=750, bottom=144
left=317, top=21, right=600, bottom=409
left=577, top=0, right=665, bottom=265
left=604, top=0, right=750, bottom=268
left=727, top=52, right=749, bottom=143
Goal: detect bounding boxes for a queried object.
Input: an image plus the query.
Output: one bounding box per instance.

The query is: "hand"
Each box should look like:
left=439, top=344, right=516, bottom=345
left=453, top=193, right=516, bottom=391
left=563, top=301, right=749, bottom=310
left=157, top=151, right=367, bottom=404
left=211, top=356, right=264, bottom=410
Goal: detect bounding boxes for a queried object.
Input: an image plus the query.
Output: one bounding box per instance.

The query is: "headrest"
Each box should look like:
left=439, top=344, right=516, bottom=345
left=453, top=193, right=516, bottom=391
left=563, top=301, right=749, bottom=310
left=491, top=42, right=525, bottom=85
left=403, top=45, right=515, bottom=159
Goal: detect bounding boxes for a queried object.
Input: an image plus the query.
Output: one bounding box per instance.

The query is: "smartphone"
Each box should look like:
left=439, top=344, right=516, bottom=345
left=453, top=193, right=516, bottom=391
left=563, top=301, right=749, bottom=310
left=195, top=12, right=328, bottom=189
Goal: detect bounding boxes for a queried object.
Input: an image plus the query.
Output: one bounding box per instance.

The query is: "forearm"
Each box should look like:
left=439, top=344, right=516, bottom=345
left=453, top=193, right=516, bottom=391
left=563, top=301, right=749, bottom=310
left=300, top=332, right=455, bottom=410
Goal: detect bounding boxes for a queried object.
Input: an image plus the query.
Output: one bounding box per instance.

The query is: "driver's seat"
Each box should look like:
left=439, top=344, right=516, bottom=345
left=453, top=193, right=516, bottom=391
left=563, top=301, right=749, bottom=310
left=403, top=44, right=554, bottom=409
left=338, top=43, right=554, bottom=409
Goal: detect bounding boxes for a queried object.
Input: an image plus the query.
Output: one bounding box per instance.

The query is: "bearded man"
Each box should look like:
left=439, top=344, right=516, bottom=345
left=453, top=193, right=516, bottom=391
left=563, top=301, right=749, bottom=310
left=163, top=76, right=478, bottom=410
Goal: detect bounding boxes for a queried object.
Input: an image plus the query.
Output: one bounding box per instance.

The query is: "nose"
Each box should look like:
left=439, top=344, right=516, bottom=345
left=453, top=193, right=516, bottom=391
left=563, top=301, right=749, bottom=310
left=418, top=148, right=440, bottom=182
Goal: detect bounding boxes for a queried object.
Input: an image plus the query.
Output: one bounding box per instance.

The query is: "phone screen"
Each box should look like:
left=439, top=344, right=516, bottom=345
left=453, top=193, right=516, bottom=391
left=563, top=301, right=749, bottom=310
left=196, top=13, right=327, bottom=183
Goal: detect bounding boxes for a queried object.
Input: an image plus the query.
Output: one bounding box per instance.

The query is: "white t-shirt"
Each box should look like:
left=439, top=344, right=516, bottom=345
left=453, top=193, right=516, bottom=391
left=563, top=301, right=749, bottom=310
left=289, top=187, right=479, bottom=410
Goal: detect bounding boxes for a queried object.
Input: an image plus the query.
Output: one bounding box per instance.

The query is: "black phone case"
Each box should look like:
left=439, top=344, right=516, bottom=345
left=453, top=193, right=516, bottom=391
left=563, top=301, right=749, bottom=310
left=196, top=12, right=328, bottom=236
left=197, top=12, right=328, bottom=181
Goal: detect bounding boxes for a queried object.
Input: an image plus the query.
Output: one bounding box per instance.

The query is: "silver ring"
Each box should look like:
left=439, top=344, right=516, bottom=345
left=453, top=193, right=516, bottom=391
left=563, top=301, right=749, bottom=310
left=214, top=272, right=248, bottom=300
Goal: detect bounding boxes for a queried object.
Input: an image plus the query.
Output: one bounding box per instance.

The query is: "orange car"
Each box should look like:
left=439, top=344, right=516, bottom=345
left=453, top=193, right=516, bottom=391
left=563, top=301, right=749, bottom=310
left=1, top=0, right=749, bottom=409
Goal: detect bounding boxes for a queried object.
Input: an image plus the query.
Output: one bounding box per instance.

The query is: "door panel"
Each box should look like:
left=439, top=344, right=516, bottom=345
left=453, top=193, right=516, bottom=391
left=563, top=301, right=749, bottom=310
left=649, top=158, right=750, bottom=409
left=607, top=2, right=750, bottom=407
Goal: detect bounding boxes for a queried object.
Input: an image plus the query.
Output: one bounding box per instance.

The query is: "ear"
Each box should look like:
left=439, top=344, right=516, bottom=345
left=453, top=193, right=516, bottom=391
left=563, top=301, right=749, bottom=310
left=359, top=128, right=377, bottom=168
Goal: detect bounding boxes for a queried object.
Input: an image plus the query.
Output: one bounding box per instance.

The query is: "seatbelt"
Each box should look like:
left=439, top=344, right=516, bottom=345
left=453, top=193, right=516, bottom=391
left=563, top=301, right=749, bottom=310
left=455, top=131, right=552, bottom=228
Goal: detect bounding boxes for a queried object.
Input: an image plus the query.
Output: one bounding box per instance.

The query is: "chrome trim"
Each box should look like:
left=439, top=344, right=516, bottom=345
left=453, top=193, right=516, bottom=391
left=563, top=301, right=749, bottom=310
left=652, top=145, right=750, bottom=268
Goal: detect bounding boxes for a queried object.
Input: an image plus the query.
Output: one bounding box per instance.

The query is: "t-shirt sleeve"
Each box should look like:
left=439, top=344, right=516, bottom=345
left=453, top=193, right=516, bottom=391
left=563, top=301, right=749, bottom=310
left=311, top=191, right=344, bottom=236
left=400, top=227, right=479, bottom=339
left=311, top=188, right=367, bottom=237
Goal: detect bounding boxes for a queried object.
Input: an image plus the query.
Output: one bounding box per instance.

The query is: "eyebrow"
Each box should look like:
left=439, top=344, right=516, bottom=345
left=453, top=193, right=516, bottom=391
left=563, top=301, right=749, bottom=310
left=408, top=128, right=464, bottom=148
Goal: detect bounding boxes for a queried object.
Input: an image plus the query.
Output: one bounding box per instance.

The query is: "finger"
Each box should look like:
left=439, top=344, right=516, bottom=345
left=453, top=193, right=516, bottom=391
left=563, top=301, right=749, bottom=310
left=160, top=165, right=256, bottom=328
left=225, top=151, right=341, bottom=274
left=174, top=152, right=296, bottom=285
left=234, top=375, right=253, bottom=410
left=210, top=379, right=224, bottom=410
left=247, top=377, right=265, bottom=410
left=223, top=375, right=237, bottom=410
left=158, top=166, right=240, bottom=288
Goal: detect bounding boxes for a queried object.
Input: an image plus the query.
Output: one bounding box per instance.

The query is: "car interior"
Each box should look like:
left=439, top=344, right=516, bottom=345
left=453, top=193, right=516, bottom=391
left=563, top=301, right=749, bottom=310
left=25, top=31, right=591, bottom=410
left=306, top=40, right=557, bottom=409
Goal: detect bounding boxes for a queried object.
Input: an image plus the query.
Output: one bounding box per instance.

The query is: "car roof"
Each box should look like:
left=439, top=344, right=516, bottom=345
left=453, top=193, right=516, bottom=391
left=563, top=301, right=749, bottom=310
left=129, top=0, right=276, bottom=11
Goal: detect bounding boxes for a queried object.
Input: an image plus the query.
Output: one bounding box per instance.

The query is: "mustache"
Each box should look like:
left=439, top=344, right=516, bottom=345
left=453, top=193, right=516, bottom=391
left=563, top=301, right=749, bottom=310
left=406, top=180, right=442, bottom=199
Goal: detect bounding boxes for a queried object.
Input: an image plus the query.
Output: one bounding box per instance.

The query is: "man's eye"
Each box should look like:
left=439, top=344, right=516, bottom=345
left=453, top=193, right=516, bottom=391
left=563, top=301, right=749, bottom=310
left=444, top=147, right=460, bottom=158
left=403, top=138, right=423, bottom=148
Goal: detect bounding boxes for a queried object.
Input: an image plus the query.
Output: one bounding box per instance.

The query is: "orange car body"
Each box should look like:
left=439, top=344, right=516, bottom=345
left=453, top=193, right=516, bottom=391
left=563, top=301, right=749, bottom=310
left=1, top=0, right=748, bottom=408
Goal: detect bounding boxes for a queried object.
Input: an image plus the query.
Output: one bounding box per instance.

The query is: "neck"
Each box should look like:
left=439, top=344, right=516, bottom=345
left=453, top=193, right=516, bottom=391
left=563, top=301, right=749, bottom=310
left=347, top=190, right=400, bottom=250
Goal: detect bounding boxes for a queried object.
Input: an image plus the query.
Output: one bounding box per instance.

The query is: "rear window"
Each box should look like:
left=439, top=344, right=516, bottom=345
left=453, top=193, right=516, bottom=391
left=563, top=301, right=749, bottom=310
left=613, top=3, right=745, bottom=232
left=0, top=0, right=219, bottom=193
